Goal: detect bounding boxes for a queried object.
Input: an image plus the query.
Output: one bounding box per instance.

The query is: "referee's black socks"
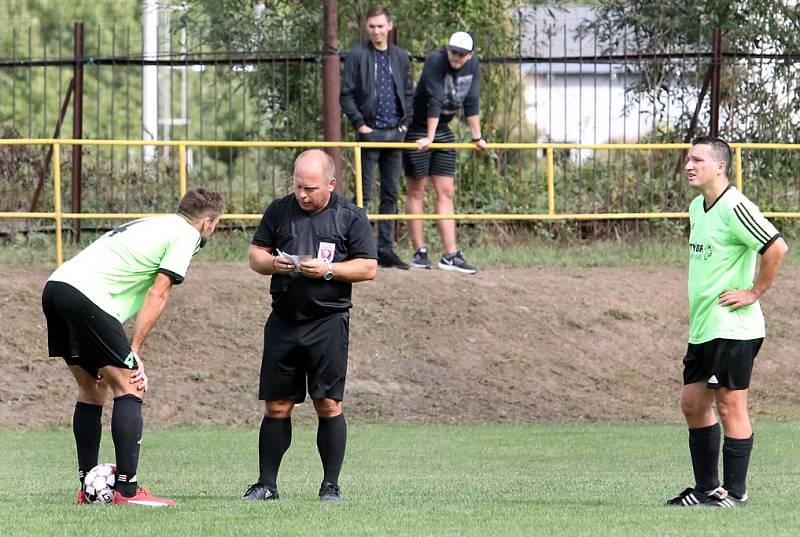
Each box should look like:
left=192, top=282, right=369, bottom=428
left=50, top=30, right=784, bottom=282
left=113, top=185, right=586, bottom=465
left=73, top=402, right=103, bottom=484
left=317, top=414, right=347, bottom=486
left=259, top=416, right=292, bottom=488
left=723, top=434, right=753, bottom=499
left=688, top=423, right=721, bottom=492
left=112, top=394, right=143, bottom=497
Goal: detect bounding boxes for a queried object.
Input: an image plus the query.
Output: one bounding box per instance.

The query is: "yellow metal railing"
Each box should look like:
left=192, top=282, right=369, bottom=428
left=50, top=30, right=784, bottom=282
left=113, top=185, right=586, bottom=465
left=1, top=139, right=799, bottom=265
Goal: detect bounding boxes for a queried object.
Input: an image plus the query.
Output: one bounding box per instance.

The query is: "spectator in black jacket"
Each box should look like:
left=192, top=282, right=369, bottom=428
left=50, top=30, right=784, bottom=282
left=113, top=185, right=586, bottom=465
left=340, top=4, right=414, bottom=270
left=403, top=32, right=486, bottom=274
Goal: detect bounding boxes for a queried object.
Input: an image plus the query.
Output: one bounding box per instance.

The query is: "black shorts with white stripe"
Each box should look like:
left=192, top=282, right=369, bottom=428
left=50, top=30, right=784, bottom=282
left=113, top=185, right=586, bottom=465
left=682, top=337, right=762, bottom=389
left=403, top=128, right=457, bottom=179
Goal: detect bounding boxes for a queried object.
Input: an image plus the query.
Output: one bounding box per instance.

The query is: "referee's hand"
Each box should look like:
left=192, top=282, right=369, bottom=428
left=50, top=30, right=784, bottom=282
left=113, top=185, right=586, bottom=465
left=299, top=258, right=328, bottom=279
left=272, top=255, right=295, bottom=275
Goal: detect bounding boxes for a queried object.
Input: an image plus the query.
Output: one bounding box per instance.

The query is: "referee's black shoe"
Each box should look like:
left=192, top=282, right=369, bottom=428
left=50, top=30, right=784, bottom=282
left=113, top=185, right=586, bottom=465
left=378, top=249, right=410, bottom=269
left=318, top=482, right=344, bottom=502
left=666, top=486, right=726, bottom=507
left=241, top=482, right=279, bottom=501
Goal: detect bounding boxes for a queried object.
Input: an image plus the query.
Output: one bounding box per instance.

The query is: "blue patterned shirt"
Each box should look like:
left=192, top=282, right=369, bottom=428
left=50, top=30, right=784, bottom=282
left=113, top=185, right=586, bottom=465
left=374, top=49, right=401, bottom=129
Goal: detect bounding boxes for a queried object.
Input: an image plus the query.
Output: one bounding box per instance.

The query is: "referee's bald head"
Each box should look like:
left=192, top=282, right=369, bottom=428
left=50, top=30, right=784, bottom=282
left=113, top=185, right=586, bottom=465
left=294, top=149, right=335, bottom=183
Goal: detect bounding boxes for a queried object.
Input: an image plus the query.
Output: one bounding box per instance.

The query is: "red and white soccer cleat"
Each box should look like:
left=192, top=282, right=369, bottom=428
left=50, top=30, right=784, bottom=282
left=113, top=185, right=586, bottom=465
left=76, top=490, right=89, bottom=505
left=112, top=486, right=176, bottom=507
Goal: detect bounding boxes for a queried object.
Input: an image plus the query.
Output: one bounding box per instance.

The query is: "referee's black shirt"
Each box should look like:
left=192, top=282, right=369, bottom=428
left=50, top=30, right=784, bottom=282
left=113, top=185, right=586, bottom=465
left=252, top=191, right=377, bottom=321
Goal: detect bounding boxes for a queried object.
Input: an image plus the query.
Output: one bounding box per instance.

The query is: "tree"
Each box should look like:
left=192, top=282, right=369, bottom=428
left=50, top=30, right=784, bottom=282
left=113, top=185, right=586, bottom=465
left=581, top=1, right=800, bottom=144
left=580, top=0, right=800, bottom=213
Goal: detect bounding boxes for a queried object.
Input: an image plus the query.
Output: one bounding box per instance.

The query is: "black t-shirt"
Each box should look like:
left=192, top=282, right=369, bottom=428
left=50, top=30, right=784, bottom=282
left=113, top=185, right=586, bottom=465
left=410, top=48, right=480, bottom=130
left=252, top=191, right=377, bottom=321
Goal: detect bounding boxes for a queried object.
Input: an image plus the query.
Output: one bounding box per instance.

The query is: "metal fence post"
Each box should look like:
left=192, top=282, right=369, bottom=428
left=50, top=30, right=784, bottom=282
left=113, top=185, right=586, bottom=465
left=710, top=27, right=722, bottom=137
left=71, top=22, right=85, bottom=243
left=179, top=143, right=187, bottom=197
left=53, top=142, right=63, bottom=266
left=354, top=145, right=363, bottom=207
left=322, top=0, right=343, bottom=192
left=546, top=145, right=555, bottom=215
left=735, top=145, right=743, bottom=192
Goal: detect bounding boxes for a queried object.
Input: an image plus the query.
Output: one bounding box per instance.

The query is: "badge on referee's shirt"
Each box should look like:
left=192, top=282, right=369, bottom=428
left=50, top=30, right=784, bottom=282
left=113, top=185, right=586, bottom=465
left=318, top=242, right=335, bottom=264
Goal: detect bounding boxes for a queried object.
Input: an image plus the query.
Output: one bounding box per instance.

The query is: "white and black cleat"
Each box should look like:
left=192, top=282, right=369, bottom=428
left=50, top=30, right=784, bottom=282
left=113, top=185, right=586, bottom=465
left=666, top=486, right=728, bottom=507
left=711, top=490, right=748, bottom=508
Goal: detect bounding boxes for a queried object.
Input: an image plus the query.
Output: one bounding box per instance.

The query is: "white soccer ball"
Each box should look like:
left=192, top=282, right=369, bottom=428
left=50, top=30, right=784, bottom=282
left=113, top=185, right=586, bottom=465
left=83, top=463, right=116, bottom=505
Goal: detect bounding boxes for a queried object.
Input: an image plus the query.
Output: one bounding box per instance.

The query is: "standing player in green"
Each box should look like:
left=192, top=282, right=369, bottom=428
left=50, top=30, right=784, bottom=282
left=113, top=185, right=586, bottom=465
left=667, top=137, right=788, bottom=508
left=42, top=188, right=224, bottom=507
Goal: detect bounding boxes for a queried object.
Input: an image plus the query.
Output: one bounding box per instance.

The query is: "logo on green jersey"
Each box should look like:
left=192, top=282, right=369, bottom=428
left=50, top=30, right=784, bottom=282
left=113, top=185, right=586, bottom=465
left=123, top=352, right=136, bottom=368
left=689, top=242, right=713, bottom=261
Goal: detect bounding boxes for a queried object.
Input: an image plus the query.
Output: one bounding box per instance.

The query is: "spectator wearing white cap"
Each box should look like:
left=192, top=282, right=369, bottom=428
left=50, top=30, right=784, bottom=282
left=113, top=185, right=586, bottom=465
left=403, top=31, right=486, bottom=274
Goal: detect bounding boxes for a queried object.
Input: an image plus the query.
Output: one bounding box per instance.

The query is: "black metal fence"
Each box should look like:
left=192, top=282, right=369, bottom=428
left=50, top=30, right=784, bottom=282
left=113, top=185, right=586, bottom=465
left=1, top=6, right=799, bottom=240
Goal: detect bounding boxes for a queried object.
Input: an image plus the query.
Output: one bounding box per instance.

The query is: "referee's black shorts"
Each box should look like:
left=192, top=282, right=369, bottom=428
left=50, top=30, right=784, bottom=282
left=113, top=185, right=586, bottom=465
left=682, top=337, right=763, bottom=390
left=259, top=311, right=350, bottom=403
left=41, top=281, right=136, bottom=378
left=403, top=127, right=457, bottom=179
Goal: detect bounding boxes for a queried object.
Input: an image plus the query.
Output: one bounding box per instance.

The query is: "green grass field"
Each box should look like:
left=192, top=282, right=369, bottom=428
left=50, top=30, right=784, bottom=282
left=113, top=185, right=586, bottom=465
left=1, top=423, right=798, bottom=536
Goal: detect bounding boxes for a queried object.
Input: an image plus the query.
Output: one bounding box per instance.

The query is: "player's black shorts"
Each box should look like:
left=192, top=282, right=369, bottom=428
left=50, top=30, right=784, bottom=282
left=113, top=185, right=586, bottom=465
left=259, top=311, right=350, bottom=403
left=42, top=281, right=136, bottom=378
left=682, top=338, right=763, bottom=390
left=403, top=127, right=457, bottom=179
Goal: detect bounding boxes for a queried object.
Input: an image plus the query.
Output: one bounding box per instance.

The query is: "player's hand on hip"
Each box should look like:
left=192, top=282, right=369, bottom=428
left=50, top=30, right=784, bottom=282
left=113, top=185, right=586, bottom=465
left=719, top=289, right=758, bottom=310
left=130, top=352, right=149, bottom=392
left=416, top=137, right=433, bottom=151
left=299, top=258, right=328, bottom=279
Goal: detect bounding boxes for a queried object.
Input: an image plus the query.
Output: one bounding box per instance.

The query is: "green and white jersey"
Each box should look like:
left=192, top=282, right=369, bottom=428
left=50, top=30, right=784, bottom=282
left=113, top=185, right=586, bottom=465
left=49, top=215, right=201, bottom=322
left=687, top=185, right=780, bottom=344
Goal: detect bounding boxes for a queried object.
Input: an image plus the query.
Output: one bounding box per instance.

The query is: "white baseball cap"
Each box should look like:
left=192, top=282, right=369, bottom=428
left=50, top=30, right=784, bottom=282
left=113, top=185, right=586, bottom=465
left=448, top=32, right=473, bottom=54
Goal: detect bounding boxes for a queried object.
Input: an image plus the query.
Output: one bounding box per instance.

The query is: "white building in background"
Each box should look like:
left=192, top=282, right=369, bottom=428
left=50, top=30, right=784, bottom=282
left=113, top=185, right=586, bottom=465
left=519, top=5, right=686, bottom=148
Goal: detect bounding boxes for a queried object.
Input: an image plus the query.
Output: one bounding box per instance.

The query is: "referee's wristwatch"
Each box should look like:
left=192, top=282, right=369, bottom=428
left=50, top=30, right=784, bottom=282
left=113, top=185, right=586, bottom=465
left=323, top=262, right=334, bottom=281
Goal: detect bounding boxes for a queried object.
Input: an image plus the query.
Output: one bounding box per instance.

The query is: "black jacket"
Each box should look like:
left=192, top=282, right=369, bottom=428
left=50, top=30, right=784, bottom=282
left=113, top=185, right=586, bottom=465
left=410, top=48, right=480, bottom=129
left=340, top=41, right=414, bottom=130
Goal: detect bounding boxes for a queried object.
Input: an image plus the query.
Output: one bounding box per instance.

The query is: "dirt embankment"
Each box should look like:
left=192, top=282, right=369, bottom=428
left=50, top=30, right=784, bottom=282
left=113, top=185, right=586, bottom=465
left=2, top=263, right=798, bottom=428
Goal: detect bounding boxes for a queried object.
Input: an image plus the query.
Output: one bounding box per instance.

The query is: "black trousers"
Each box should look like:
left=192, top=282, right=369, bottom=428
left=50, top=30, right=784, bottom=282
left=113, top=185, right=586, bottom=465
left=357, top=127, right=405, bottom=251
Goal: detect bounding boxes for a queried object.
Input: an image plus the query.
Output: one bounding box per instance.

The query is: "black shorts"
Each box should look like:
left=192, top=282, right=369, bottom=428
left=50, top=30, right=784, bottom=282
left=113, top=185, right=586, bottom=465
left=259, top=312, right=350, bottom=403
left=403, top=127, right=457, bottom=179
left=42, top=281, right=136, bottom=378
left=682, top=338, right=763, bottom=390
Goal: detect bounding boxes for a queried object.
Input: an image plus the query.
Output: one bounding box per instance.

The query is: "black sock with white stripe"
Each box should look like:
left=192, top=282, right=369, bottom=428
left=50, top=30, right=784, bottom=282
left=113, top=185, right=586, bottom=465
left=689, top=423, right=721, bottom=492
left=723, top=434, right=753, bottom=499
left=112, top=394, right=143, bottom=497
left=73, top=402, right=103, bottom=484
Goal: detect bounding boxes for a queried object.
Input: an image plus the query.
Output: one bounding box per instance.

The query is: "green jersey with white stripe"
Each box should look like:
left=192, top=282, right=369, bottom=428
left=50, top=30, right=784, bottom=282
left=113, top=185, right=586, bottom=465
left=49, top=215, right=201, bottom=322
left=687, top=185, right=780, bottom=344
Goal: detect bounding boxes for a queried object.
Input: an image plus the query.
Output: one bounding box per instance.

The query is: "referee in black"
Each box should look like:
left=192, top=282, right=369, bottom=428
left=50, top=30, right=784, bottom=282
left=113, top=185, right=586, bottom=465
left=241, top=149, right=377, bottom=503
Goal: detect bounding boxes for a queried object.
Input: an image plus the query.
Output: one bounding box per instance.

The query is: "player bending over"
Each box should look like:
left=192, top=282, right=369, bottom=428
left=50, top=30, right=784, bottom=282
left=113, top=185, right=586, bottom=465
left=42, top=188, right=223, bottom=507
